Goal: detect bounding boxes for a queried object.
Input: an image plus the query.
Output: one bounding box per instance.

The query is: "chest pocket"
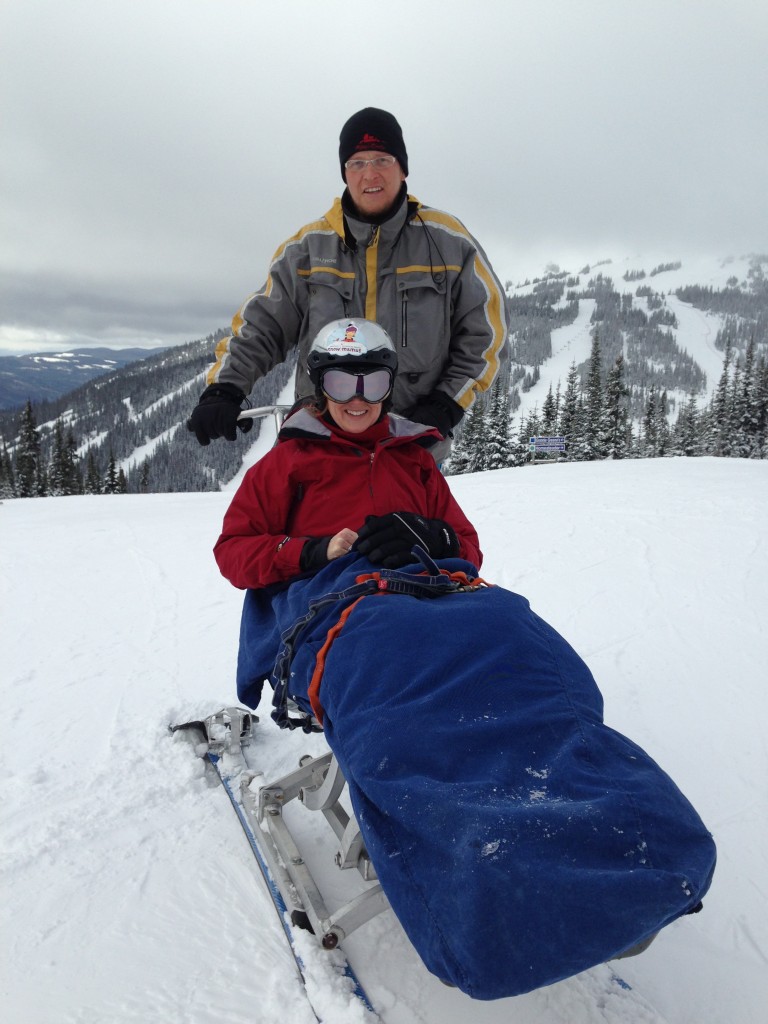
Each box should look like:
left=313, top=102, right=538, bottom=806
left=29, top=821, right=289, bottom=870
left=302, top=275, right=357, bottom=342
left=396, top=271, right=450, bottom=365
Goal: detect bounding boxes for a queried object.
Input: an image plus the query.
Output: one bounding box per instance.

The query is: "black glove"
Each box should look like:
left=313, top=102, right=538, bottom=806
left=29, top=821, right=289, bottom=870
left=355, top=512, right=459, bottom=569
left=187, top=384, right=252, bottom=446
left=299, top=536, right=331, bottom=573
left=404, top=391, right=463, bottom=437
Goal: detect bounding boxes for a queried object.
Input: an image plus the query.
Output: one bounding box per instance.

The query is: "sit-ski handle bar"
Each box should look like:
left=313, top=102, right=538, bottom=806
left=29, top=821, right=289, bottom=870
left=236, top=405, right=293, bottom=431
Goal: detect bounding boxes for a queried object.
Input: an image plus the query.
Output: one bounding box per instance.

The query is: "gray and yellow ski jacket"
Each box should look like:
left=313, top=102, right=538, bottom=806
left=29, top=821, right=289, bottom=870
left=207, top=193, right=508, bottom=416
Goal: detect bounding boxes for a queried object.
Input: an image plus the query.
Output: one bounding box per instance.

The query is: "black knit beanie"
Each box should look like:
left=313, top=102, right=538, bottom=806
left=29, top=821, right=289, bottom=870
left=339, top=108, right=408, bottom=181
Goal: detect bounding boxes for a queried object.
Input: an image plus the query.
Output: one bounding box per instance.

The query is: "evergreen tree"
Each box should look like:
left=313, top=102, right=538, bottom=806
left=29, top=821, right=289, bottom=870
left=139, top=458, right=151, bottom=494
left=485, top=378, right=512, bottom=470
left=541, top=384, right=558, bottom=436
left=84, top=450, right=102, bottom=495
left=103, top=450, right=119, bottom=494
left=64, top=429, right=83, bottom=494
left=48, top=420, right=67, bottom=496
left=0, top=439, right=16, bottom=497
left=671, top=394, right=702, bottom=457
left=447, top=403, right=488, bottom=475
left=602, top=354, right=630, bottom=459
left=15, top=400, right=45, bottom=497
left=707, top=344, right=732, bottom=456
left=752, top=356, right=768, bottom=457
left=642, top=387, right=658, bottom=457
left=736, top=336, right=760, bottom=457
left=559, top=361, right=582, bottom=461
left=655, top=389, right=671, bottom=457
left=582, top=333, right=604, bottom=460
left=518, top=407, right=543, bottom=465
left=729, top=362, right=746, bottom=456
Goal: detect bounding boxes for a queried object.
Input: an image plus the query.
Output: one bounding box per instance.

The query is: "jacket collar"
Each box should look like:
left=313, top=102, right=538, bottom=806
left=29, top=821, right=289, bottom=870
left=324, top=192, right=422, bottom=251
left=278, top=407, right=441, bottom=450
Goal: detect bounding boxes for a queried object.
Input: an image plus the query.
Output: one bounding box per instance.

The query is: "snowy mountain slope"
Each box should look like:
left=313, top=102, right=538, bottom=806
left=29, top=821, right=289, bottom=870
left=2, top=457, right=766, bottom=1023
left=506, top=253, right=764, bottom=428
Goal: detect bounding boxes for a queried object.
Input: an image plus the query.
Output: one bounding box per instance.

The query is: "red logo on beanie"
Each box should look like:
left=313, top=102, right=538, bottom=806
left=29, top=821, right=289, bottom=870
left=355, top=132, right=386, bottom=152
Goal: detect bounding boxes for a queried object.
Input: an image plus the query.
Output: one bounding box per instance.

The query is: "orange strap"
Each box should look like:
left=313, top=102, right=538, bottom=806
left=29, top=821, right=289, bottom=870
left=307, top=595, right=367, bottom=726
left=308, top=569, right=493, bottom=726
left=353, top=568, right=493, bottom=589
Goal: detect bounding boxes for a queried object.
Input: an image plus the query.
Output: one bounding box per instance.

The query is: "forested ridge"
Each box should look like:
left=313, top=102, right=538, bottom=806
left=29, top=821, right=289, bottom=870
left=2, top=255, right=766, bottom=498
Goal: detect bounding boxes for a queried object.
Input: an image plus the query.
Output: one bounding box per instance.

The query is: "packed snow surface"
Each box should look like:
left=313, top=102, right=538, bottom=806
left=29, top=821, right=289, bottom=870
left=2, top=457, right=767, bottom=1023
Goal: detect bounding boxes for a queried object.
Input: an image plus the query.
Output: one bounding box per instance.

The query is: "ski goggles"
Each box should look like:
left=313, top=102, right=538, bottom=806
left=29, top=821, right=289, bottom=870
left=320, top=368, right=393, bottom=404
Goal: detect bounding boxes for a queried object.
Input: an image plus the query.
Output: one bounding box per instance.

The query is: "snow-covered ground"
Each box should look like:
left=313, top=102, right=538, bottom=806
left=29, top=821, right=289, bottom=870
left=2, top=457, right=767, bottom=1023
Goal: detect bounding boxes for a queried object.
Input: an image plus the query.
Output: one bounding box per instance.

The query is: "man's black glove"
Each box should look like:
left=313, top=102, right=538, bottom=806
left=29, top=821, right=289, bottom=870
left=355, top=511, right=459, bottom=569
left=404, top=391, right=463, bottom=437
left=187, top=384, right=252, bottom=446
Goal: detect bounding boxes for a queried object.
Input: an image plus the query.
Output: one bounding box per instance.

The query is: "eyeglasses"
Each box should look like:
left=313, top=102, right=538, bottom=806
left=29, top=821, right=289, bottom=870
left=321, top=368, right=393, bottom=404
left=344, top=155, right=397, bottom=173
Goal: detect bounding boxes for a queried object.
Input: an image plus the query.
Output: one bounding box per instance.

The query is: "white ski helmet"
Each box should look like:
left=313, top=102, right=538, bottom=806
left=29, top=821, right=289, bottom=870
left=307, top=319, right=397, bottom=389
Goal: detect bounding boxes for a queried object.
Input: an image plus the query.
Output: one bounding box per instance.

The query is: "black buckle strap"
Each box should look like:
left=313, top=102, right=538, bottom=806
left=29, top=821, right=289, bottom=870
left=271, top=549, right=485, bottom=730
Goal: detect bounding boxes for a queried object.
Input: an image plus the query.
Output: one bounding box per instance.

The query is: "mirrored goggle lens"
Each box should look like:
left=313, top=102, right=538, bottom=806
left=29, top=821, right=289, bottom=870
left=321, top=368, right=393, bottom=404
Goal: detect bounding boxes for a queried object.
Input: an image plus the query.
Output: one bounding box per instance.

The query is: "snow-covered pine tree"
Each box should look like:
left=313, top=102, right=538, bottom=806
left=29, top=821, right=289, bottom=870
left=15, top=400, right=45, bottom=497
left=671, top=393, right=702, bottom=457
left=735, top=336, right=760, bottom=458
left=103, top=450, right=119, bottom=494
left=707, top=344, right=732, bottom=456
left=84, top=451, right=102, bottom=495
left=582, top=333, right=604, bottom=460
left=601, top=354, right=630, bottom=459
left=559, top=361, right=581, bottom=461
left=446, top=402, right=487, bottom=475
left=655, top=389, right=671, bottom=457
left=139, top=458, right=151, bottom=493
left=0, top=439, right=15, bottom=497
left=48, top=420, right=67, bottom=497
left=753, top=355, right=768, bottom=457
left=642, top=387, right=658, bottom=458
left=485, top=377, right=513, bottom=470
left=64, top=429, right=82, bottom=494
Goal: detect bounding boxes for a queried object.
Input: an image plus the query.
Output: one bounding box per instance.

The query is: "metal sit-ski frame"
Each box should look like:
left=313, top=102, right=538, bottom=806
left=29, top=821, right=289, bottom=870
left=191, top=707, right=391, bottom=950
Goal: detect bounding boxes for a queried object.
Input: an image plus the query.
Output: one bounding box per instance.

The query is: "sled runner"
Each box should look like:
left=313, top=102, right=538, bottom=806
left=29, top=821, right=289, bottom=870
left=172, top=707, right=383, bottom=1020
left=175, top=707, right=391, bottom=950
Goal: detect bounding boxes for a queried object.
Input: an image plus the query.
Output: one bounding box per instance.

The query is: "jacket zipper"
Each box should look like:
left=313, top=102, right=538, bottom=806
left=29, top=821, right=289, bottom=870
left=364, top=228, right=379, bottom=321
left=400, top=290, right=408, bottom=347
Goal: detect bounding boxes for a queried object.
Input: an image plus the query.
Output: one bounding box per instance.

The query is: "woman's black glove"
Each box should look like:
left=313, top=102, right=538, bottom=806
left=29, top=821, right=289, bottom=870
left=299, top=536, right=331, bottom=573
left=355, top=512, right=459, bottom=568
left=187, top=384, right=252, bottom=446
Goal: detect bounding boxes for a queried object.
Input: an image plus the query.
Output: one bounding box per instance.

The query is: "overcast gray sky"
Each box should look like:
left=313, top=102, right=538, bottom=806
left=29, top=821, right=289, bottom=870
left=1, top=0, right=767, bottom=356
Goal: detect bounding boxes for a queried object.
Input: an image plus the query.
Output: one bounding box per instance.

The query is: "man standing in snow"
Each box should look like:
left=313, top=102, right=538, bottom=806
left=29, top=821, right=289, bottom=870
left=187, top=108, right=508, bottom=459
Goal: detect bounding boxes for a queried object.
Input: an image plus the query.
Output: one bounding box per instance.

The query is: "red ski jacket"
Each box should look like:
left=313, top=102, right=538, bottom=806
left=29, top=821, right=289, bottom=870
left=214, top=408, right=482, bottom=589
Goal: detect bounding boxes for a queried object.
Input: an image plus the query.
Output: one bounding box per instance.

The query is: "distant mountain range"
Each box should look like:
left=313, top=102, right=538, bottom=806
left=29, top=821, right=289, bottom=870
left=0, top=253, right=765, bottom=496
left=0, top=346, right=167, bottom=409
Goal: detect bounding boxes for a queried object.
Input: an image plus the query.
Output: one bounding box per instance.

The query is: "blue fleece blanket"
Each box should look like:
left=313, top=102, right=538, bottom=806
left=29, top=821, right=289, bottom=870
left=236, top=555, right=716, bottom=998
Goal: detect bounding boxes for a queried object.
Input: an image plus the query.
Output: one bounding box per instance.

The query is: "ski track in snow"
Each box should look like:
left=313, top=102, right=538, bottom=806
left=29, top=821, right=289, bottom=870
left=2, top=457, right=767, bottom=1023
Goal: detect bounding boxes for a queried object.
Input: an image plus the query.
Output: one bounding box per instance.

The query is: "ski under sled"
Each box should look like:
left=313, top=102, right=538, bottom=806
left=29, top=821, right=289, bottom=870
left=172, top=706, right=390, bottom=953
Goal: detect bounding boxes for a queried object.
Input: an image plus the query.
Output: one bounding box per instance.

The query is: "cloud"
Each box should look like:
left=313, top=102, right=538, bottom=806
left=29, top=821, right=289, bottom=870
left=1, top=0, right=766, bottom=353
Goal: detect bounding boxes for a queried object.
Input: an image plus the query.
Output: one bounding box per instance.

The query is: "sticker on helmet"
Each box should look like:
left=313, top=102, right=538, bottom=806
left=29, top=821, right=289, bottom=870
left=324, top=322, right=366, bottom=355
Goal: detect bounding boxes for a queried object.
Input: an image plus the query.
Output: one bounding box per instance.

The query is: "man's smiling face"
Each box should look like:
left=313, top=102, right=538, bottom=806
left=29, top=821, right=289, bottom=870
left=345, top=151, right=406, bottom=219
